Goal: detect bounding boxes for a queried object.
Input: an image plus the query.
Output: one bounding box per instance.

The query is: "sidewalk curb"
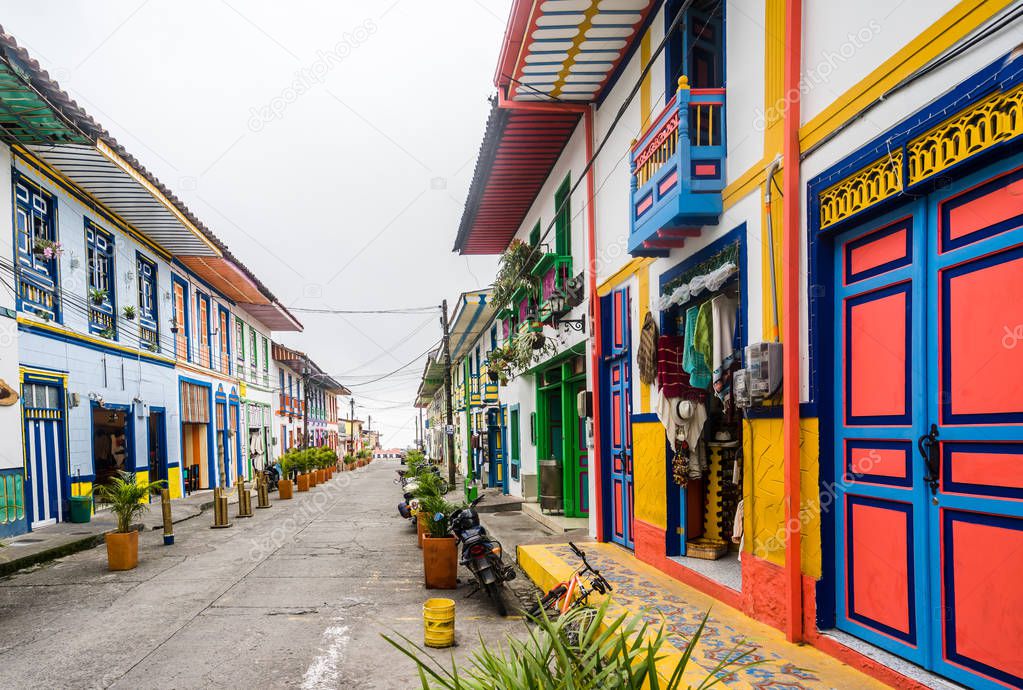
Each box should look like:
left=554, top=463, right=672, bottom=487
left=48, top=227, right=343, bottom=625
left=0, top=533, right=108, bottom=578
left=0, top=491, right=247, bottom=577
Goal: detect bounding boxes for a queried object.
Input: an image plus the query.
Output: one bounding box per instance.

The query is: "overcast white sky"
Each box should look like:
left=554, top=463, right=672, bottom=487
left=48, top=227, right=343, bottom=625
left=2, top=0, right=509, bottom=447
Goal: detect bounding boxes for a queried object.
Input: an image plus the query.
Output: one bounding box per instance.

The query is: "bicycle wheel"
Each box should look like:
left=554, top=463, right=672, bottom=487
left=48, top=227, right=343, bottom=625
left=526, top=584, right=567, bottom=619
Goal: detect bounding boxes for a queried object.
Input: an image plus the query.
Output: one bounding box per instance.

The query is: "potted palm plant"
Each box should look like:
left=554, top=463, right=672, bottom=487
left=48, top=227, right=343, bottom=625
left=94, top=471, right=166, bottom=571
left=89, top=288, right=108, bottom=305
left=420, top=495, right=459, bottom=589
left=296, top=451, right=311, bottom=492
left=278, top=453, right=294, bottom=499
left=122, top=305, right=136, bottom=321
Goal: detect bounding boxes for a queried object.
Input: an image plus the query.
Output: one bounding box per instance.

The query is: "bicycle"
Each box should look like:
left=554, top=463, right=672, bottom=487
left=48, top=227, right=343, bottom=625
left=526, top=542, right=612, bottom=621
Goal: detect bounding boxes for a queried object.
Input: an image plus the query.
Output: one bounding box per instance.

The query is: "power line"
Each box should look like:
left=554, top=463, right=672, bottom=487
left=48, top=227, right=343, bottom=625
left=287, top=305, right=439, bottom=315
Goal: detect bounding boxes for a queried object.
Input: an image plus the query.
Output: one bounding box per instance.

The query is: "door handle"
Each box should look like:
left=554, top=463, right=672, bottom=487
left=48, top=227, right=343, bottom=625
left=917, top=424, right=940, bottom=496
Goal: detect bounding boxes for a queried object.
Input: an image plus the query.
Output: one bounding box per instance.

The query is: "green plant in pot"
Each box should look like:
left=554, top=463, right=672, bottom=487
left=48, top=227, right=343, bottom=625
left=93, top=471, right=166, bottom=571
left=419, top=495, right=460, bottom=589
left=278, top=452, right=295, bottom=499
left=89, top=287, right=108, bottom=305
left=122, top=305, right=136, bottom=321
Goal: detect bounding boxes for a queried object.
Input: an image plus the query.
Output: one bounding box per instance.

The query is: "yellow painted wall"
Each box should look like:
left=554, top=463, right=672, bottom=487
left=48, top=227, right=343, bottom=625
left=70, top=481, right=93, bottom=514
left=632, top=420, right=667, bottom=530
left=741, top=416, right=821, bottom=579
left=168, top=466, right=183, bottom=499
left=135, top=470, right=150, bottom=504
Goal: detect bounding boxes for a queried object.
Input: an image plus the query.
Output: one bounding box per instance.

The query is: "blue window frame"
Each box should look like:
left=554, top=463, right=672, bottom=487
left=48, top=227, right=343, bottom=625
left=195, top=291, right=212, bottom=367
left=217, top=305, right=231, bottom=374
left=85, top=220, right=116, bottom=337
left=171, top=274, right=191, bottom=361
left=14, top=173, right=60, bottom=321
left=136, top=253, right=159, bottom=352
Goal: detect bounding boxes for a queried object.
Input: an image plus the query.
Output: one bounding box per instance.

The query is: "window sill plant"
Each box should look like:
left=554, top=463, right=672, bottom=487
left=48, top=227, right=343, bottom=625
left=89, top=288, right=108, bottom=306
left=122, top=305, right=136, bottom=321
left=33, top=239, right=63, bottom=260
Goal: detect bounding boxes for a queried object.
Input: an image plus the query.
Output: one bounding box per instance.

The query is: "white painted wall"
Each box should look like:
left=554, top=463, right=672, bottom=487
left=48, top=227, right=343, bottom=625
left=0, top=145, right=21, bottom=476
left=800, top=0, right=958, bottom=125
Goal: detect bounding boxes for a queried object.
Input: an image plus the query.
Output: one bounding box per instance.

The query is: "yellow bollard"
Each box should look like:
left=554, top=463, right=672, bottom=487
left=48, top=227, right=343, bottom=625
left=211, top=487, right=232, bottom=528
left=161, top=488, right=174, bottom=545
left=423, top=598, right=455, bottom=648
left=236, top=479, right=253, bottom=518
left=256, top=473, right=271, bottom=509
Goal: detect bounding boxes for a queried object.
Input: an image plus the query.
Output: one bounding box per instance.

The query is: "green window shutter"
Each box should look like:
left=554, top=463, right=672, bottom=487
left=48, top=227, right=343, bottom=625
left=510, top=409, right=520, bottom=461
left=529, top=221, right=541, bottom=248
left=554, top=175, right=571, bottom=256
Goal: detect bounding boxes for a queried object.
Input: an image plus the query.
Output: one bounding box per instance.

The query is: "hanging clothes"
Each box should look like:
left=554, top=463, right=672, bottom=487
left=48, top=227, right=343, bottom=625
left=656, top=335, right=706, bottom=401
left=637, top=311, right=658, bottom=385
left=657, top=394, right=709, bottom=485
left=710, top=293, right=739, bottom=398
left=682, top=305, right=712, bottom=389
left=732, top=498, right=744, bottom=550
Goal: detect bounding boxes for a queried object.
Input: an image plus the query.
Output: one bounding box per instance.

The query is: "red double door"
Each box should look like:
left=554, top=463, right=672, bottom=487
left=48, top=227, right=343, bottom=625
left=832, top=160, right=1023, bottom=689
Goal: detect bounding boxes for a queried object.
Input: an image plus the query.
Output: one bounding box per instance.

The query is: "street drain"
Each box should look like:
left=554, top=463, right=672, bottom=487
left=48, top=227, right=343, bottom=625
left=10, top=538, right=43, bottom=545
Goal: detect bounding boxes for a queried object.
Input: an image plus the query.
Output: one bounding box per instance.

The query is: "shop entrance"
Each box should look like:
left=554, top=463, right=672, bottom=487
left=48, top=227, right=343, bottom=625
left=486, top=406, right=506, bottom=493
left=92, top=404, right=133, bottom=488
left=147, top=409, right=168, bottom=485
left=657, top=234, right=745, bottom=590
left=536, top=352, right=588, bottom=518
left=180, top=380, right=211, bottom=491
left=828, top=159, right=1023, bottom=689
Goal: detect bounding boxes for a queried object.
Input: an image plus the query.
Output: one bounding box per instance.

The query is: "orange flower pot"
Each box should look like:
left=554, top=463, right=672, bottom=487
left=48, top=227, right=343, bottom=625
left=423, top=535, right=457, bottom=589
left=278, top=479, right=294, bottom=499
left=417, top=513, right=426, bottom=548
left=310, top=471, right=319, bottom=487
left=297, top=474, right=310, bottom=492
left=105, top=531, right=139, bottom=571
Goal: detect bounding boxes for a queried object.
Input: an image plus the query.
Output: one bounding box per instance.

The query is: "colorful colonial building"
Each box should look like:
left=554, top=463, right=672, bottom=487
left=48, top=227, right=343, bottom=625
left=0, top=29, right=311, bottom=537
left=438, top=1, right=1023, bottom=687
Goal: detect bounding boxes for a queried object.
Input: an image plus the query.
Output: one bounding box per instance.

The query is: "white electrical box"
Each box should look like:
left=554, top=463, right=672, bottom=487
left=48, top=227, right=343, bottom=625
left=736, top=342, right=783, bottom=406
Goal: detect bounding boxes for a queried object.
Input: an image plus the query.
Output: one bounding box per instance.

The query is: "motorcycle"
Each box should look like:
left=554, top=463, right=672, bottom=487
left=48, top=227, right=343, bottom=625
left=438, top=495, right=516, bottom=616
left=260, top=461, right=280, bottom=492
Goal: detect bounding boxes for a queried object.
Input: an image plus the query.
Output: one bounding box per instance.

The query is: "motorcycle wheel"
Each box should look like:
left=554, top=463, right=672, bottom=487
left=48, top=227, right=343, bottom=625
left=484, top=581, right=508, bottom=617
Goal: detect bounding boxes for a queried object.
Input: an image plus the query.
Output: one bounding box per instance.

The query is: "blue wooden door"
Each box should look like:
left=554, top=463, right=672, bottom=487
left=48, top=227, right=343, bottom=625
left=22, top=380, right=67, bottom=529
left=832, top=158, right=1023, bottom=689
left=605, top=287, right=634, bottom=549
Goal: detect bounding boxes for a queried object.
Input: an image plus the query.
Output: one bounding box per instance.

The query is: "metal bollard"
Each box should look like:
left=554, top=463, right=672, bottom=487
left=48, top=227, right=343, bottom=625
left=256, top=474, right=271, bottom=509
left=237, top=479, right=253, bottom=518
left=211, top=487, right=232, bottom=528
left=161, top=488, right=174, bottom=545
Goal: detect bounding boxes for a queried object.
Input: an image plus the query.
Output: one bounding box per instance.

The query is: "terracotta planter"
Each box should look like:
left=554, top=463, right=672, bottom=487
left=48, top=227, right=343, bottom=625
left=422, top=535, right=457, bottom=589
left=311, top=471, right=319, bottom=487
left=105, top=531, right=139, bottom=571
left=279, top=479, right=294, bottom=499
left=297, top=474, right=310, bottom=492
left=320, top=469, right=327, bottom=482
left=417, top=513, right=427, bottom=548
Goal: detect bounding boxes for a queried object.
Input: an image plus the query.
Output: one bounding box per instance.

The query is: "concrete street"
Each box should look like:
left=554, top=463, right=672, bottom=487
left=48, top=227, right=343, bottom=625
left=0, top=461, right=531, bottom=689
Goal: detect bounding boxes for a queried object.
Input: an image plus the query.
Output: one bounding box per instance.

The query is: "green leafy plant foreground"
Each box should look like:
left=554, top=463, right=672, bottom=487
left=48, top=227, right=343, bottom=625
left=384, top=599, right=762, bottom=690
left=93, top=471, right=167, bottom=533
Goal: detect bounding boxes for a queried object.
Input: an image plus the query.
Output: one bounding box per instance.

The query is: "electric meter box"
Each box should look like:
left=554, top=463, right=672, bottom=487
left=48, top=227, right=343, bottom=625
left=738, top=342, right=783, bottom=406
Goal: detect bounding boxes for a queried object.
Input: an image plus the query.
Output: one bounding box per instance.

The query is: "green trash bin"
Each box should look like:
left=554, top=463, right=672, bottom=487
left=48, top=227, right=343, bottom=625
left=69, top=495, right=93, bottom=523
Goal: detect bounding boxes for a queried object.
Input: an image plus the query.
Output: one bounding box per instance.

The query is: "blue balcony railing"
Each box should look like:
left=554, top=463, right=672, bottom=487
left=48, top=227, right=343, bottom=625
left=628, top=76, right=725, bottom=256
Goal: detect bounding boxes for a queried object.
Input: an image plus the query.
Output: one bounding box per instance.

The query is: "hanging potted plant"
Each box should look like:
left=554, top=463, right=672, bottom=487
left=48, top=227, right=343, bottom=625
left=278, top=452, right=294, bottom=499
left=33, top=239, right=64, bottom=260
left=89, top=288, right=108, bottom=305
left=122, top=305, right=136, bottom=321
left=93, top=471, right=166, bottom=571
left=98, top=327, right=116, bottom=340
left=169, top=317, right=179, bottom=334
left=420, top=495, right=459, bottom=589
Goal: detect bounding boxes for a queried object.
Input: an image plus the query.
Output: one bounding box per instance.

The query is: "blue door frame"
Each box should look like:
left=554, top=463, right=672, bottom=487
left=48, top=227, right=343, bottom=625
left=147, top=407, right=168, bottom=484
left=600, top=286, right=634, bottom=549
left=22, top=372, right=69, bottom=529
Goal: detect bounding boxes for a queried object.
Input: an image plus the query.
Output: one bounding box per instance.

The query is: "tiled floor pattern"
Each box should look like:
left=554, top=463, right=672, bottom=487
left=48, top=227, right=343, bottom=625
left=517, top=542, right=889, bottom=689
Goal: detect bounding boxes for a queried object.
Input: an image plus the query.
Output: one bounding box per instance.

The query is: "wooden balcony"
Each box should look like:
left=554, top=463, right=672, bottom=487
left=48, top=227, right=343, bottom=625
left=629, top=77, right=725, bottom=256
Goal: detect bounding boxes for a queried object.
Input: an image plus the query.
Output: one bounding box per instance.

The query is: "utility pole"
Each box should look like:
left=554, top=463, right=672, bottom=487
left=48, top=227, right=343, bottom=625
left=418, top=407, right=424, bottom=452
left=441, top=299, right=456, bottom=488
left=301, top=353, right=310, bottom=448
left=349, top=397, right=356, bottom=455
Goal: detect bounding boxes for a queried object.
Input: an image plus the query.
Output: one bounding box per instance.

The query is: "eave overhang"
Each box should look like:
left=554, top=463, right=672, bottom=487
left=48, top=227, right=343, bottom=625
left=453, top=99, right=581, bottom=255
left=449, top=290, right=495, bottom=361
left=498, top=0, right=655, bottom=103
